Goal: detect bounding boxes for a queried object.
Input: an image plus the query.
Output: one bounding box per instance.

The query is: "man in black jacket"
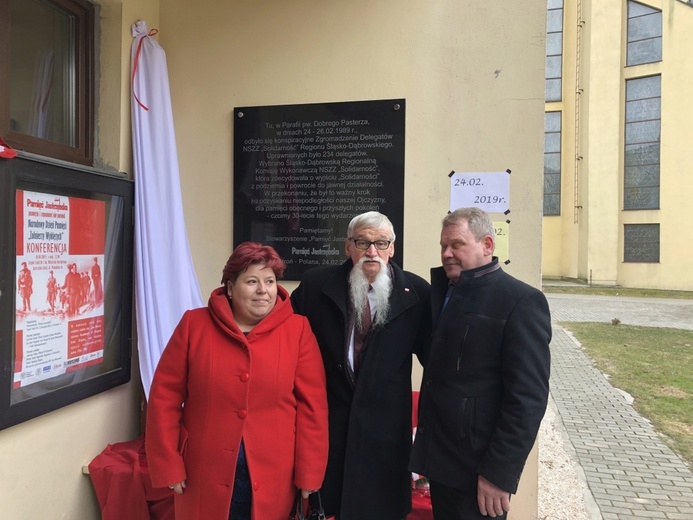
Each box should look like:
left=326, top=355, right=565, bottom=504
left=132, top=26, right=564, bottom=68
left=292, top=211, right=431, bottom=520
left=411, top=207, right=551, bottom=519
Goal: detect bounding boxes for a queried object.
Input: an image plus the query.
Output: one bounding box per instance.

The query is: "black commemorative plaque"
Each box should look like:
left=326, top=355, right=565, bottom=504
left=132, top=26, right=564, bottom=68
left=234, top=99, right=405, bottom=280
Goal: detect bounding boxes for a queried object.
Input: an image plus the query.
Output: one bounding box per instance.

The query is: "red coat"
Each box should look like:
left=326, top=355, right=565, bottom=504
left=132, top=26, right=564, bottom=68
left=146, top=286, right=328, bottom=519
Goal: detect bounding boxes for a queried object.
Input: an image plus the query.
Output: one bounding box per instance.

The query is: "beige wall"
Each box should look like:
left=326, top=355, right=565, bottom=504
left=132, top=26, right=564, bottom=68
left=584, top=0, right=623, bottom=286
left=159, top=0, right=547, bottom=296
left=543, top=0, right=693, bottom=290
left=3, top=1, right=548, bottom=518
left=0, top=384, right=141, bottom=519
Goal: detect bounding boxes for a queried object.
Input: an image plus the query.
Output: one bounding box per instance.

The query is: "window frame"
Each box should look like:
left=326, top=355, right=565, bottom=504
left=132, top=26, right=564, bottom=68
left=626, top=0, right=663, bottom=67
left=623, top=223, right=660, bottom=263
left=0, top=0, right=95, bottom=166
left=545, top=0, right=564, bottom=102
left=623, top=74, right=661, bottom=211
left=543, top=111, right=562, bottom=216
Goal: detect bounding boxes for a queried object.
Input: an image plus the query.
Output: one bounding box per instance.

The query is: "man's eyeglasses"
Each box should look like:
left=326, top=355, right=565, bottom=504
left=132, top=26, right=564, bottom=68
left=349, top=238, right=392, bottom=250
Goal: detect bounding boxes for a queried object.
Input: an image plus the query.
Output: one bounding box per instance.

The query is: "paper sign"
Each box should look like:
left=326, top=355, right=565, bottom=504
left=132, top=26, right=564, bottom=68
left=493, top=220, right=510, bottom=264
left=450, top=171, right=510, bottom=213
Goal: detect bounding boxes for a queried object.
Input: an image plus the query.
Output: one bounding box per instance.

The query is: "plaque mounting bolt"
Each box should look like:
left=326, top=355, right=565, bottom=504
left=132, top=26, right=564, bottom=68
left=237, top=111, right=244, bottom=118
left=393, top=104, right=400, bottom=111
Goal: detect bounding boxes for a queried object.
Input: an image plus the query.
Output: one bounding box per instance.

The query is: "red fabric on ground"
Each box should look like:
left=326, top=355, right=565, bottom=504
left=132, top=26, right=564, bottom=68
left=88, top=435, right=174, bottom=520
left=408, top=391, right=432, bottom=520
left=409, top=491, right=434, bottom=520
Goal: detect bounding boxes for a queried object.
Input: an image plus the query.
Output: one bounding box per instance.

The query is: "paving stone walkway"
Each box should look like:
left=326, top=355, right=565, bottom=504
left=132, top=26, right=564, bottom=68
left=546, top=294, right=693, bottom=520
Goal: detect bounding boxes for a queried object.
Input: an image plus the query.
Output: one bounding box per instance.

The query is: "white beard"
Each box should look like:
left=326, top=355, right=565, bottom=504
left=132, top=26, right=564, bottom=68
left=349, top=256, right=393, bottom=330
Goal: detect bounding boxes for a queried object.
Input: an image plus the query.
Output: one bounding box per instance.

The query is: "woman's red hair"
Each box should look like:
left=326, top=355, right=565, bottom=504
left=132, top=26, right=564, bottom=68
left=221, top=242, right=287, bottom=285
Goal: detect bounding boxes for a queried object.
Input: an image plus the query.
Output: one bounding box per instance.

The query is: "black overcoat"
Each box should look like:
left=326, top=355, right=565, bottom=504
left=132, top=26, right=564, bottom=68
left=291, top=260, right=431, bottom=520
left=411, top=261, right=551, bottom=495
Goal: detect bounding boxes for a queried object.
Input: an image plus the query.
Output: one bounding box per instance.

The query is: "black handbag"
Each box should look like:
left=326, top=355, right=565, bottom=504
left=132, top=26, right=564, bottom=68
left=288, top=490, right=329, bottom=520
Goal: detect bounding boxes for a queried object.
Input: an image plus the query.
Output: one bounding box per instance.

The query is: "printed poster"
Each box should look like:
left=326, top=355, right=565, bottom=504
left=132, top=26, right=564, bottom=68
left=14, top=190, right=106, bottom=389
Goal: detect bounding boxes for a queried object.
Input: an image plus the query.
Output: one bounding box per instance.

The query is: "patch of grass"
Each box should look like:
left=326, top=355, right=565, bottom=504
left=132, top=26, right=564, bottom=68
left=560, top=322, right=693, bottom=468
left=543, top=285, right=693, bottom=299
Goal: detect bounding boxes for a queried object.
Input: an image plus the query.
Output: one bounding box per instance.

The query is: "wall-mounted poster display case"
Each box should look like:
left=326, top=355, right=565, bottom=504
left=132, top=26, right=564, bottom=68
left=0, top=158, right=134, bottom=430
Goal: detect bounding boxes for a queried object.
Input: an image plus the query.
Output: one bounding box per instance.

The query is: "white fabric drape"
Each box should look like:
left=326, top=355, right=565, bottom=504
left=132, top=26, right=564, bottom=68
left=28, top=50, right=53, bottom=140
left=131, top=21, right=204, bottom=399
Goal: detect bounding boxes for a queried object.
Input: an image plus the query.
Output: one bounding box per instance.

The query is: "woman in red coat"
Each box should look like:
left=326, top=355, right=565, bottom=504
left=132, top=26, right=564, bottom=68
left=146, top=242, right=329, bottom=519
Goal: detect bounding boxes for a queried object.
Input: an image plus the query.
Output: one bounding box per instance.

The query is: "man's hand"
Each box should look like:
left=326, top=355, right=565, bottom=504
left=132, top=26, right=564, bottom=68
left=477, top=475, right=510, bottom=517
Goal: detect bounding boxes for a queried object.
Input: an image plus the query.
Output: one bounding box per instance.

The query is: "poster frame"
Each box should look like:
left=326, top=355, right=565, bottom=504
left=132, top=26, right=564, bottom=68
left=0, top=157, right=134, bottom=430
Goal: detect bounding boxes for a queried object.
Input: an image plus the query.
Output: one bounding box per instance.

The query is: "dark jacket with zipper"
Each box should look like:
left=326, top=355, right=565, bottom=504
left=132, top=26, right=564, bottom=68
left=410, top=259, right=551, bottom=495
left=291, top=259, right=431, bottom=520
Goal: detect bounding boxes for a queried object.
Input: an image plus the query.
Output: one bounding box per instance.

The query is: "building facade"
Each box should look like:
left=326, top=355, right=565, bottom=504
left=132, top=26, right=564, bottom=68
left=543, top=0, right=693, bottom=290
left=2, top=1, right=549, bottom=518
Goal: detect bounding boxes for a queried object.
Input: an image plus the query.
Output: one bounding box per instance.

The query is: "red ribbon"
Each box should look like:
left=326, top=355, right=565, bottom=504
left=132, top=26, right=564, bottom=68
left=0, top=136, right=18, bottom=159
left=132, top=29, right=159, bottom=112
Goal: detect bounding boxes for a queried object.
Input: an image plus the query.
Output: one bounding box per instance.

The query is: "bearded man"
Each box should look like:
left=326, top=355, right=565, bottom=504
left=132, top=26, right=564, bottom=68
left=292, top=211, right=431, bottom=520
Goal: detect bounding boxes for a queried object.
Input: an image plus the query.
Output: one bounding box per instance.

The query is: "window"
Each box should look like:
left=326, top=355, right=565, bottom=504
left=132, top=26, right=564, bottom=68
left=545, top=0, right=564, bottom=102
left=543, top=111, right=561, bottom=216
left=0, top=0, right=95, bottom=165
left=627, top=1, right=662, bottom=66
left=624, top=224, right=659, bottom=262
left=624, top=75, right=660, bottom=210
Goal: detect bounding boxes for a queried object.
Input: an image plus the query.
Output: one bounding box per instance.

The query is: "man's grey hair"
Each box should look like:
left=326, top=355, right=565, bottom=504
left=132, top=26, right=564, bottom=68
left=442, top=207, right=495, bottom=242
left=347, top=211, right=396, bottom=241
